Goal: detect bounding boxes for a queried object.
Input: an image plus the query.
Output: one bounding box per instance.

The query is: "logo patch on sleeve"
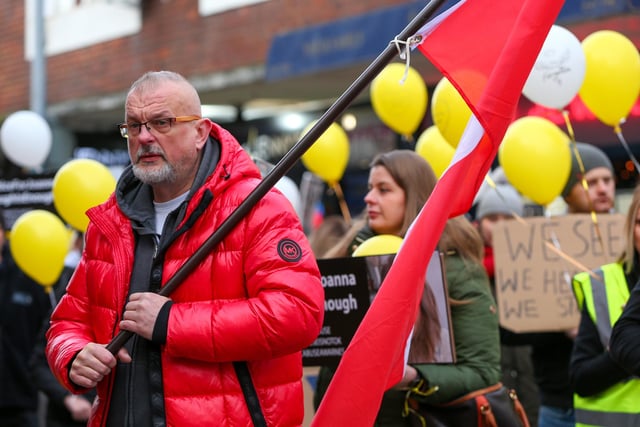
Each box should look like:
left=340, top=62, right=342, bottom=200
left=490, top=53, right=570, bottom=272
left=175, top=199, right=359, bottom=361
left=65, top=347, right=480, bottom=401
left=277, top=239, right=302, bottom=262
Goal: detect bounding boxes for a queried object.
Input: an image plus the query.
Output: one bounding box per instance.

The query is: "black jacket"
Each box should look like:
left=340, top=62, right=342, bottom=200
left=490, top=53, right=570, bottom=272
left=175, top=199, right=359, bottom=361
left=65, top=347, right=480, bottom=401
left=569, top=302, right=631, bottom=397
left=501, top=328, right=574, bottom=409
left=29, top=266, right=97, bottom=427
left=0, top=244, right=51, bottom=410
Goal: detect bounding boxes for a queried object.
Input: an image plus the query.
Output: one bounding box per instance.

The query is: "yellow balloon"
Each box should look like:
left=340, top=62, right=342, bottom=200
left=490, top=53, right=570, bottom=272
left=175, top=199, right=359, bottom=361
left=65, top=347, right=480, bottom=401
left=301, top=121, right=350, bottom=184
left=431, top=77, right=472, bottom=148
left=415, top=126, right=455, bottom=178
left=370, top=63, right=428, bottom=137
left=10, top=210, right=70, bottom=287
left=499, top=116, right=571, bottom=206
left=579, top=30, right=640, bottom=128
left=352, top=235, right=403, bottom=257
left=53, top=159, right=116, bottom=232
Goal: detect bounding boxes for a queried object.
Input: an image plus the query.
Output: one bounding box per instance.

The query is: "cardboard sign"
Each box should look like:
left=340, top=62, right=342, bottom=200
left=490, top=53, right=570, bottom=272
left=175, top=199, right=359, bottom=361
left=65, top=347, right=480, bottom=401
left=304, top=252, right=455, bottom=366
left=492, top=213, right=624, bottom=332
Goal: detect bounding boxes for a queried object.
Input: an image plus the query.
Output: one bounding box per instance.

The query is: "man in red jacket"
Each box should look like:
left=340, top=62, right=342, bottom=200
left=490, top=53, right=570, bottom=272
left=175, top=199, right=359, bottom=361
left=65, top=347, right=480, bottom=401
left=46, top=70, right=324, bottom=427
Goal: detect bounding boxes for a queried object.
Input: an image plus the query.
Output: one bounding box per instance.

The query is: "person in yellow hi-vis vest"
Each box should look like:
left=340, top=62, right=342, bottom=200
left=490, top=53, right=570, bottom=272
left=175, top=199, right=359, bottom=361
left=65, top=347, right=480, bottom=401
left=570, top=184, right=640, bottom=427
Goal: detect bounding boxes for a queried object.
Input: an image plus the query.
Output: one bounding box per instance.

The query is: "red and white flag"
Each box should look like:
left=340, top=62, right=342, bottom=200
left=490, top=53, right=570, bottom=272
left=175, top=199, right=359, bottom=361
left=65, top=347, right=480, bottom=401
left=311, top=0, right=564, bottom=425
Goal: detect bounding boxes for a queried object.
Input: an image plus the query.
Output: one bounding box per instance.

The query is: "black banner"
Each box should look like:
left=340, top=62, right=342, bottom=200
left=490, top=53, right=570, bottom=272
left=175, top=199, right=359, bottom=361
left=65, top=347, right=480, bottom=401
left=305, top=252, right=454, bottom=366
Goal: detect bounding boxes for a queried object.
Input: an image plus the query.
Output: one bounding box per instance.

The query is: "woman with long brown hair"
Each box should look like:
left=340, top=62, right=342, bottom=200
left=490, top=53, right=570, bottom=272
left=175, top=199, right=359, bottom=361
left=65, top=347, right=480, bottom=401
left=314, top=150, right=501, bottom=426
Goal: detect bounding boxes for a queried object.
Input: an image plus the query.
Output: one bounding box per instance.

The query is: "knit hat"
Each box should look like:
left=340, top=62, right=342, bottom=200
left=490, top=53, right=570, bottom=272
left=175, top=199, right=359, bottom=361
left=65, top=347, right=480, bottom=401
left=561, top=142, right=613, bottom=197
left=476, top=185, right=524, bottom=220
left=489, top=166, right=509, bottom=186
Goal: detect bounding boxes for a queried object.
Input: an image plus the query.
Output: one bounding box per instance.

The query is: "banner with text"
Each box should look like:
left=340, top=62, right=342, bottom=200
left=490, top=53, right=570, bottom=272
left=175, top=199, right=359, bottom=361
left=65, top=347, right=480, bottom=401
left=0, top=174, right=55, bottom=228
left=304, top=252, right=454, bottom=366
left=492, top=213, right=624, bottom=332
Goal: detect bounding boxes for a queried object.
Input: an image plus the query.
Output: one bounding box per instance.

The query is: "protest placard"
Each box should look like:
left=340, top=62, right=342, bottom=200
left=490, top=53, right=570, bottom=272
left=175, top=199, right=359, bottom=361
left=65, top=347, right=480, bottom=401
left=0, top=174, right=55, bottom=228
left=304, top=251, right=454, bottom=366
left=492, top=213, right=624, bottom=332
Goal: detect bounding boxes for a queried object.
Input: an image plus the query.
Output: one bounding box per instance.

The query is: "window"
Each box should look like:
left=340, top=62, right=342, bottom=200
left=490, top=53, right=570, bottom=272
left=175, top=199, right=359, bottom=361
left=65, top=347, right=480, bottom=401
left=198, top=0, right=269, bottom=16
left=25, top=0, right=142, bottom=58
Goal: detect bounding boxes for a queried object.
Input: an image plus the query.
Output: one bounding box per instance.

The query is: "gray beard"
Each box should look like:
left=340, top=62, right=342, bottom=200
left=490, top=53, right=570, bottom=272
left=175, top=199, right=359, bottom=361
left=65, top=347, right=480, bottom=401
left=132, top=162, right=176, bottom=184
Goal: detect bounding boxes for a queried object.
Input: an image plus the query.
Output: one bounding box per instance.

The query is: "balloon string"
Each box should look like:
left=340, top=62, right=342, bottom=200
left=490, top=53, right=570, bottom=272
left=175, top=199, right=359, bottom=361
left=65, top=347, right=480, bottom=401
left=561, top=110, right=576, bottom=142
left=546, top=215, right=605, bottom=286
left=562, top=112, right=592, bottom=221
left=548, top=228, right=574, bottom=287
left=331, top=182, right=352, bottom=225
left=545, top=231, right=602, bottom=283
left=48, top=288, right=57, bottom=307
left=564, top=115, right=604, bottom=252
left=575, top=155, right=605, bottom=254
left=614, top=126, right=640, bottom=173
left=505, top=203, right=602, bottom=284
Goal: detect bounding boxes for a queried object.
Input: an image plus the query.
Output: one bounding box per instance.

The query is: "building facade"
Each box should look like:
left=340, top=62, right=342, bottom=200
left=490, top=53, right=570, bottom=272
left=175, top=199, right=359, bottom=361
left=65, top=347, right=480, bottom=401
left=1, top=0, right=639, bottom=219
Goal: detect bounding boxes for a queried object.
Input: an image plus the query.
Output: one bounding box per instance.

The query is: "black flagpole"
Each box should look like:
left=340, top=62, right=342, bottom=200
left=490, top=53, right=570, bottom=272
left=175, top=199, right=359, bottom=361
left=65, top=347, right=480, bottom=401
left=107, top=0, right=447, bottom=354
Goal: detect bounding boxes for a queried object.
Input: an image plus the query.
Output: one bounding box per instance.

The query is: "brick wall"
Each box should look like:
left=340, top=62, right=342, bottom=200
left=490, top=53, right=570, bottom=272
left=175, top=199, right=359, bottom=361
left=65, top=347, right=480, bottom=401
left=0, top=1, right=31, bottom=116
left=0, top=0, right=409, bottom=117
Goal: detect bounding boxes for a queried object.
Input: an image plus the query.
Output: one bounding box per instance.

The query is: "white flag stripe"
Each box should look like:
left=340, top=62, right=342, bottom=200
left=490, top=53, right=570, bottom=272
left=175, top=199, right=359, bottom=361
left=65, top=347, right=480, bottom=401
left=414, top=0, right=467, bottom=41
left=441, top=114, right=484, bottom=176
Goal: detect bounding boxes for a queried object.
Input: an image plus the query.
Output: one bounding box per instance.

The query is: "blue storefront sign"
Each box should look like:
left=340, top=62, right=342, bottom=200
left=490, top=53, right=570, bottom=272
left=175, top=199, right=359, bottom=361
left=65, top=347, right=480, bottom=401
left=558, top=0, right=639, bottom=23
left=265, top=1, right=429, bottom=81
left=265, top=0, right=637, bottom=81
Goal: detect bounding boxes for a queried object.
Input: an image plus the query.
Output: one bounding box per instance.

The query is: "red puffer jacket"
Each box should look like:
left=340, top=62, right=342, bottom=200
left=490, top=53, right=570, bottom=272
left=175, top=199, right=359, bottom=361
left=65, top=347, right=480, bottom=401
left=46, top=123, right=324, bottom=427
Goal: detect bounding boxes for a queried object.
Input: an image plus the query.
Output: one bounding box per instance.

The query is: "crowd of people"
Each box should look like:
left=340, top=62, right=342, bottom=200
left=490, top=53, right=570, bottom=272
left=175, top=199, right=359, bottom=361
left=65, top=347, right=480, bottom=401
left=1, top=69, right=639, bottom=427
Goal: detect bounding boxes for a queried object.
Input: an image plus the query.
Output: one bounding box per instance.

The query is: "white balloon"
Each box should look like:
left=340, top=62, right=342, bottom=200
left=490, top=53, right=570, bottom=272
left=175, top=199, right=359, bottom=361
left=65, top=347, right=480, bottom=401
left=523, top=25, right=586, bottom=109
left=0, top=110, right=52, bottom=168
left=275, top=176, right=302, bottom=218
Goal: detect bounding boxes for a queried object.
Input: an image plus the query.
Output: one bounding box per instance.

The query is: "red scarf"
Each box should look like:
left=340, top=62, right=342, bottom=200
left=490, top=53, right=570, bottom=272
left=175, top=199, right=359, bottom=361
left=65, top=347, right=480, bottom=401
left=483, top=244, right=494, bottom=280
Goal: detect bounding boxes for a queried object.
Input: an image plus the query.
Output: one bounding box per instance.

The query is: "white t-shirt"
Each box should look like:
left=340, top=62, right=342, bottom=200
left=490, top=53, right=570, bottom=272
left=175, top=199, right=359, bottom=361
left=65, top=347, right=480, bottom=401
left=153, top=192, right=189, bottom=235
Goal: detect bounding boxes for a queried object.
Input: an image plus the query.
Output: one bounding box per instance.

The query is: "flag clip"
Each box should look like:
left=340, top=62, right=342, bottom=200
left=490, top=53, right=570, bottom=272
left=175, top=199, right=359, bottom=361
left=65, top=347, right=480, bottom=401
left=391, top=35, right=422, bottom=84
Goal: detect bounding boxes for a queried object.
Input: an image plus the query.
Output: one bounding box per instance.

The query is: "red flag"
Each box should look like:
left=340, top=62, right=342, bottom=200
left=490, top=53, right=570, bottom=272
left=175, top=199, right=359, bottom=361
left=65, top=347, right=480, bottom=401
left=311, top=1, right=564, bottom=426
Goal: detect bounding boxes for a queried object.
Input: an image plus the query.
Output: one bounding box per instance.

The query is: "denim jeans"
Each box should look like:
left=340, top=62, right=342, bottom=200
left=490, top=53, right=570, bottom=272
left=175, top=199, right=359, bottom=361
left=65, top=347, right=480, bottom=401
left=538, top=405, right=575, bottom=427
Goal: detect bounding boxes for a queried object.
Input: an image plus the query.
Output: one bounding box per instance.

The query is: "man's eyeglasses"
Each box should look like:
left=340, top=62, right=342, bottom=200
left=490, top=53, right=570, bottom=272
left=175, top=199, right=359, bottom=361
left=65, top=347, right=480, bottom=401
left=118, top=116, right=201, bottom=138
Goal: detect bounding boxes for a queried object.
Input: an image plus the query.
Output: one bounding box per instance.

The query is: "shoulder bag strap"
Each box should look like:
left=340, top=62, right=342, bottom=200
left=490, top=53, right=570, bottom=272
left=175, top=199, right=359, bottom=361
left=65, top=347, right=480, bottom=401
left=234, top=361, right=267, bottom=427
left=441, top=382, right=503, bottom=406
left=476, top=393, right=498, bottom=427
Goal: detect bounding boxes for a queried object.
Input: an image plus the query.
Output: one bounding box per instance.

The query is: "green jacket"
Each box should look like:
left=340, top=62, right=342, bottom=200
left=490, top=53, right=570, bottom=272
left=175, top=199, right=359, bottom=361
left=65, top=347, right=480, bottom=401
left=315, top=252, right=502, bottom=426
left=375, top=254, right=501, bottom=426
left=411, top=254, right=501, bottom=403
